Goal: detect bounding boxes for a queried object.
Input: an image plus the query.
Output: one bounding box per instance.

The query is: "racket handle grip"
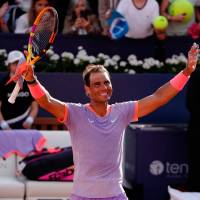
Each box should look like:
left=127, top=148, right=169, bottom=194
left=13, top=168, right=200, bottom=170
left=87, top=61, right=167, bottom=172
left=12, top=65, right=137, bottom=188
left=8, top=81, right=21, bottom=104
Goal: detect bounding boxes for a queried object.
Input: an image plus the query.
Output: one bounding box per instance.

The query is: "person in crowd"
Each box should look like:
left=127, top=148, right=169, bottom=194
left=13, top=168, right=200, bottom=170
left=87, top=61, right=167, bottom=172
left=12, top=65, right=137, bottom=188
left=0, top=50, right=38, bottom=130
left=115, top=0, right=166, bottom=62
left=15, top=0, right=32, bottom=12
left=50, top=0, right=70, bottom=33
left=0, top=1, right=9, bottom=33
left=186, top=67, right=200, bottom=191
left=160, top=0, right=200, bottom=36
left=0, top=0, right=32, bottom=33
left=116, top=0, right=166, bottom=40
left=98, top=0, right=121, bottom=36
left=62, top=0, right=101, bottom=35
left=6, top=0, right=29, bottom=33
left=15, top=0, right=49, bottom=33
left=7, top=42, right=199, bottom=199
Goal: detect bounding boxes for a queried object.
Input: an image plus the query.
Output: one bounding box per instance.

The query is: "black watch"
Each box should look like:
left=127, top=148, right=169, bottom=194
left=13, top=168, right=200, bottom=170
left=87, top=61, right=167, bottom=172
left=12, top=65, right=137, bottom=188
left=26, top=79, right=37, bottom=85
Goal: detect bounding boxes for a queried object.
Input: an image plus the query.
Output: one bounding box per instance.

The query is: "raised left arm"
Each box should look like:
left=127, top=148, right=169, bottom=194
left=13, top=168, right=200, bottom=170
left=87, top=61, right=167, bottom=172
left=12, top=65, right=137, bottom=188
left=137, top=43, right=199, bottom=118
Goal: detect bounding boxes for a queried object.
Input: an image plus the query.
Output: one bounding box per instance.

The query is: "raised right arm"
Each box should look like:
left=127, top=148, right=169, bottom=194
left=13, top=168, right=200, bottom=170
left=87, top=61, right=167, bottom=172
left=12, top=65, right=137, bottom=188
left=27, top=79, right=66, bottom=122
left=15, top=63, right=67, bottom=122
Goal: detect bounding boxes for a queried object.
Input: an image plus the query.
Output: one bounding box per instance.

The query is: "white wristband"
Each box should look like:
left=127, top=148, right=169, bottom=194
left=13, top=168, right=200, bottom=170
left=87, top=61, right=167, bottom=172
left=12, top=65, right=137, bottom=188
left=0, top=120, right=9, bottom=130
left=24, top=116, right=34, bottom=125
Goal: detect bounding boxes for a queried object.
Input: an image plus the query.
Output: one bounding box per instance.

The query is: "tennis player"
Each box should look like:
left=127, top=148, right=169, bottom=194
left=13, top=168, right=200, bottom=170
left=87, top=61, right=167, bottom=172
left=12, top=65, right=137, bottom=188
left=11, top=43, right=199, bottom=200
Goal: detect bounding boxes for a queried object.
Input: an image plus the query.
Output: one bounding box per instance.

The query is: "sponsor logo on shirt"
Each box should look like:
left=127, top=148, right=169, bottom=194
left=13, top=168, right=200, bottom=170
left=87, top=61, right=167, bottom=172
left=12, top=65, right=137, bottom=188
left=7, top=91, right=30, bottom=98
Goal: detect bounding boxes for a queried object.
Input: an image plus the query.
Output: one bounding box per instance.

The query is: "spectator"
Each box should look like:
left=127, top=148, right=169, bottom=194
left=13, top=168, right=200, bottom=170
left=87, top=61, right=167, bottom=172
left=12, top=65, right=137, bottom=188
left=0, top=0, right=32, bottom=33
left=0, top=50, right=38, bottom=130
left=15, top=0, right=49, bottom=34
left=0, top=1, right=9, bottom=33
left=62, top=0, right=101, bottom=35
left=98, top=0, right=121, bottom=36
left=160, top=0, right=200, bottom=36
left=15, top=0, right=32, bottom=12
left=6, top=0, right=28, bottom=33
left=116, top=0, right=166, bottom=40
left=50, top=0, right=70, bottom=33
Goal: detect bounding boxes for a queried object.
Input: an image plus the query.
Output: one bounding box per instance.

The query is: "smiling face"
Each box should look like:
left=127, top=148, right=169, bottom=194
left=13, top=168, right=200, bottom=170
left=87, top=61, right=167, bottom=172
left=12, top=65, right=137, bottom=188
left=85, top=71, right=113, bottom=104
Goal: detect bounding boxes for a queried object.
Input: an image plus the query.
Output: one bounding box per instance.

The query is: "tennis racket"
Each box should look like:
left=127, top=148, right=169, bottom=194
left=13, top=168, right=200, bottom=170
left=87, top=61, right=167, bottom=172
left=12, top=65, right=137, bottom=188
left=8, top=6, right=58, bottom=104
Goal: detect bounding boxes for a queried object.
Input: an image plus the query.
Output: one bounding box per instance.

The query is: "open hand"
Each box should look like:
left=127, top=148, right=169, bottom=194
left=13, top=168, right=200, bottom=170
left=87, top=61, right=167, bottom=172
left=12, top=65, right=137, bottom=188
left=6, top=62, right=29, bottom=84
left=183, top=42, right=200, bottom=76
left=6, top=51, right=34, bottom=85
left=171, top=14, right=185, bottom=22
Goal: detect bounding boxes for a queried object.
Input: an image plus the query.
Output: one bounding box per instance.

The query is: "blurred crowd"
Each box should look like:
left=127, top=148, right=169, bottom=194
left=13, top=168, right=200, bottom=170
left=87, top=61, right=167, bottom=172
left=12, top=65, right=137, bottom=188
left=1, top=0, right=200, bottom=40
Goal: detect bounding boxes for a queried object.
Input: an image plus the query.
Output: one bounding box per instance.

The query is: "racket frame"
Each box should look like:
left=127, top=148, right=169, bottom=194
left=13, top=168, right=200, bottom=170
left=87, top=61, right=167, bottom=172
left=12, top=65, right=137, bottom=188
left=8, top=7, right=58, bottom=104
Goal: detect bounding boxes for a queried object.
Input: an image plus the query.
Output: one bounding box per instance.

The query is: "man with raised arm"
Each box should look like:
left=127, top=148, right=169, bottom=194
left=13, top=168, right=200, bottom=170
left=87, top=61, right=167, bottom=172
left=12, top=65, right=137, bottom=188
left=8, top=43, right=199, bottom=200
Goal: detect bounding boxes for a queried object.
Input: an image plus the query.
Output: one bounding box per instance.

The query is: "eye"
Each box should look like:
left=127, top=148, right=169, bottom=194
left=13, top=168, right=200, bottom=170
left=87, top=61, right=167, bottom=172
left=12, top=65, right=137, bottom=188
left=104, top=81, right=111, bottom=86
left=94, top=82, right=101, bottom=87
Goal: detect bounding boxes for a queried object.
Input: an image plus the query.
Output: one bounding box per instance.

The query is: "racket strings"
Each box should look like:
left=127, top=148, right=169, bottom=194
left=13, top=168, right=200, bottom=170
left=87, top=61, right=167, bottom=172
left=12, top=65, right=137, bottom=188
left=32, top=10, right=56, bottom=56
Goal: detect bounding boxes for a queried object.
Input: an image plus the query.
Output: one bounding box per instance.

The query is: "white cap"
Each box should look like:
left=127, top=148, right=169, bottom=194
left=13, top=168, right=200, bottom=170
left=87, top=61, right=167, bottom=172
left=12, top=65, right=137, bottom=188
left=6, top=50, right=25, bottom=65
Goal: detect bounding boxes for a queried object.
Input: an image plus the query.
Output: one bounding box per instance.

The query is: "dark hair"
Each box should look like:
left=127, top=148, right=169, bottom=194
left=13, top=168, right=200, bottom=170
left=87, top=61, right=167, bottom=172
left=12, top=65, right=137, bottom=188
left=82, top=64, right=110, bottom=86
left=0, top=0, right=8, bottom=7
left=28, top=0, right=50, bottom=26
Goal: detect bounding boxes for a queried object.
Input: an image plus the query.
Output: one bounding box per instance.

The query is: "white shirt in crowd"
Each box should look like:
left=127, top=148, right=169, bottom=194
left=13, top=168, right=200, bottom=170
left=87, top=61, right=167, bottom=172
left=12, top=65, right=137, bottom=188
left=117, top=0, right=159, bottom=39
left=15, top=13, right=30, bottom=33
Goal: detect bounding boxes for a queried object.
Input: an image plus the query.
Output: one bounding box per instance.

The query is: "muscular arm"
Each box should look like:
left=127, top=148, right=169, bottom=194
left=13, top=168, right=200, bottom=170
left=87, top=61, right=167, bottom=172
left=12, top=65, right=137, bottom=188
left=138, top=43, right=199, bottom=118
left=138, top=81, right=179, bottom=118
left=35, top=89, right=66, bottom=121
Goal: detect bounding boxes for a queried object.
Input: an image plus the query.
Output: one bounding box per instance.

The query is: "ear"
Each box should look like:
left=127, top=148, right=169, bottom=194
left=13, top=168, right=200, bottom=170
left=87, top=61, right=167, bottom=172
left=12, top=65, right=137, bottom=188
left=84, top=85, right=90, bottom=97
